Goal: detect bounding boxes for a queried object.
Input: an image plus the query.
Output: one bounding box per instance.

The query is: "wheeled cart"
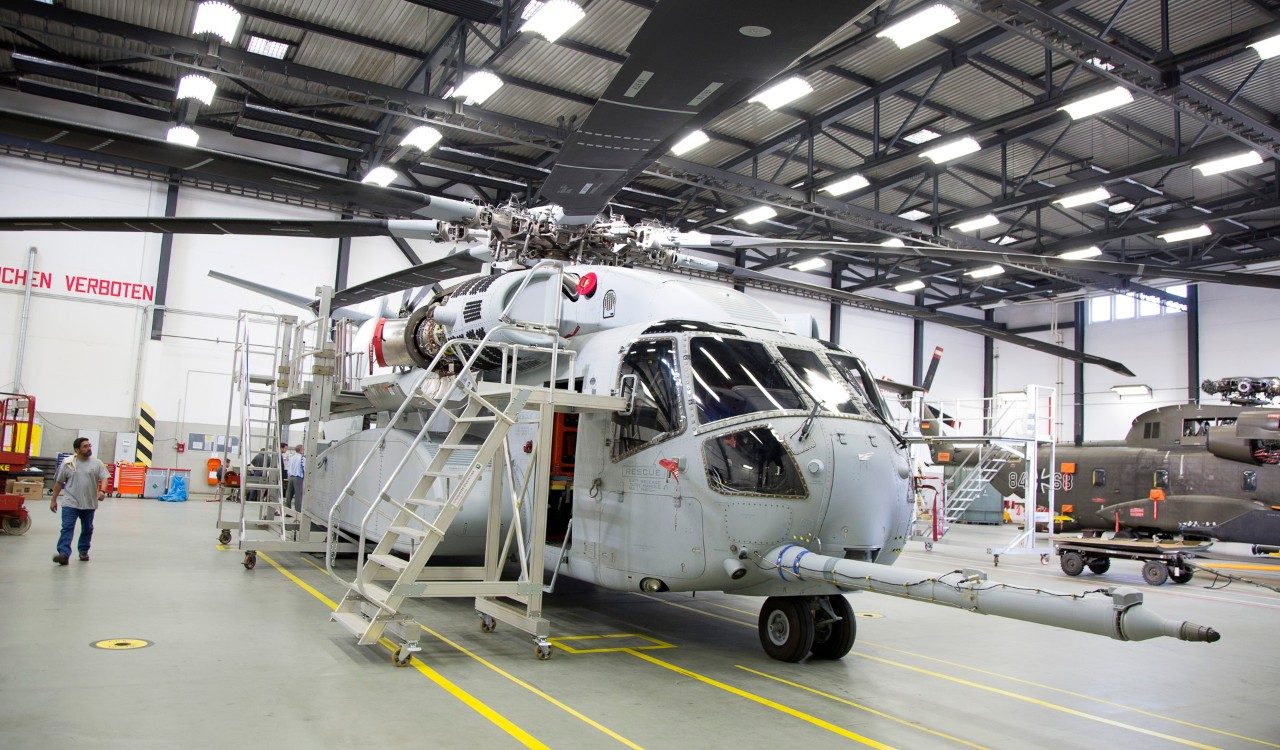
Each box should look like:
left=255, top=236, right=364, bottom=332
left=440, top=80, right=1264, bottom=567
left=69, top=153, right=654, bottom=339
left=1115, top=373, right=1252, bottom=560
left=1053, top=536, right=1212, bottom=585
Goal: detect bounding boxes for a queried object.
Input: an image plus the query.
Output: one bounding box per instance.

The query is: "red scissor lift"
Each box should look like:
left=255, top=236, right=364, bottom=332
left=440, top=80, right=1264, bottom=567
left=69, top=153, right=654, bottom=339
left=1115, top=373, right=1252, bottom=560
left=0, top=393, right=36, bottom=535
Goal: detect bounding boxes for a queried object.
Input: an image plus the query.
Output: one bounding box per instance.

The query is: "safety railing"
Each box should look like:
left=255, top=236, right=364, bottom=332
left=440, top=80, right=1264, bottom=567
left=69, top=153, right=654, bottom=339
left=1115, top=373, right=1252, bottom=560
left=323, top=261, right=577, bottom=598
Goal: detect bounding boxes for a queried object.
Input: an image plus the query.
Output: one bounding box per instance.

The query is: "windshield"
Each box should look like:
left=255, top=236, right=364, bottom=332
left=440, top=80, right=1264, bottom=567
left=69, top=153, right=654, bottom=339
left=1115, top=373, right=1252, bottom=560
left=778, top=347, right=867, bottom=416
left=690, top=337, right=804, bottom=424
left=827, top=352, right=892, bottom=421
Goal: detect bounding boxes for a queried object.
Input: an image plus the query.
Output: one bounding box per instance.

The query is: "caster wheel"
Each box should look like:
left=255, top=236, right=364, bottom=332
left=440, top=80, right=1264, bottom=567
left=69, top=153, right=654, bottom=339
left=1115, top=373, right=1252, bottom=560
left=218, top=529, right=232, bottom=545
left=924, top=542, right=933, bottom=552
left=993, top=556, right=999, bottom=567
left=392, top=648, right=413, bottom=667
left=243, top=552, right=257, bottom=570
left=480, top=615, right=497, bottom=633
left=534, top=643, right=552, bottom=661
left=1040, top=554, right=1049, bottom=565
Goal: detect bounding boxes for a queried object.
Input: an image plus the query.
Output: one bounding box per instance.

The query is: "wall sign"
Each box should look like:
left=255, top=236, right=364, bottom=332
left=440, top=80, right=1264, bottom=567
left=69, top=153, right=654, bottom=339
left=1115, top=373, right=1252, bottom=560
left=0, top=265, right=154, bottom=302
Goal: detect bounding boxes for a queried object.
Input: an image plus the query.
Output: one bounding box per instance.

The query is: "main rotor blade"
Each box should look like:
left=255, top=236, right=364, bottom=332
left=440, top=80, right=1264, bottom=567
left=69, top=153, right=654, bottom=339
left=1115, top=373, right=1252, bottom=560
left=537, top=1, right=867, bottom=224
left=0, top=217, right=394, bottom=237
left=207, top=271, right=371, bottom=323
left=683, top=236, right=1280, bottom=290
left=697, top=261, right=1137, bottom=377
left=327, top=249, right=488, bottom=310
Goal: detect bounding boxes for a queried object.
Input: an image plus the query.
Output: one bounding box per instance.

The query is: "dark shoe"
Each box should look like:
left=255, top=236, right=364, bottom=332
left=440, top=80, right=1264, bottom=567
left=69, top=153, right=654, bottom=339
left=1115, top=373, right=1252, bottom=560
left=79, top=553, right=90, bottom=562
left=53, top=554, right=68, bottom=565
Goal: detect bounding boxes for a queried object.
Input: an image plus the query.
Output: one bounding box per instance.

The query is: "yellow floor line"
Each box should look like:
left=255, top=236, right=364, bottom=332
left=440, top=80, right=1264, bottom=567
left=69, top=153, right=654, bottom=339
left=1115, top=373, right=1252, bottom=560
left=736, top=665, right=987, bottom=750
left=854, top=652, right=1219, bottom=750
left=257, top=552, right=547, bottom=750
left=625, top=649, right=893, bottom=749
left=858, top=641, right=1280, bottom=750
left=295, top=556, right=641, bottom=750
left=642, top=593, right=1272, bottom=749
left=1197, top=562, right=1280, bottom=573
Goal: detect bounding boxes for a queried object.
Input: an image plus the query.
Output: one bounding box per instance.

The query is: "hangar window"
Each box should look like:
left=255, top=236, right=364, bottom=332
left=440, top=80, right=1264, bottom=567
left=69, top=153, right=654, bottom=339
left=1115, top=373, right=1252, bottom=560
left=613, top=339, right=683, bottom=460
left=1092, top=469, right=1106, bottom=487
left=703, top=427, right=807, bottom=498
left=1087, top=285, right=1188, bottom=323
left=1152, top=469, right=1169, bottom=489
left=1243, top=471, right=1258, bottom=492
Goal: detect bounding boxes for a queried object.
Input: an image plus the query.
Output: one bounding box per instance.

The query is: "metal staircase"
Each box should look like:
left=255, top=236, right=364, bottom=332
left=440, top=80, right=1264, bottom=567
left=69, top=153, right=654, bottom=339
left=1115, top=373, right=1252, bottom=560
left=216, top=310, right=295, bottom=549
left=324, top=262, right=626, bottom=663
left=942, top=444, right=1016, bottom=525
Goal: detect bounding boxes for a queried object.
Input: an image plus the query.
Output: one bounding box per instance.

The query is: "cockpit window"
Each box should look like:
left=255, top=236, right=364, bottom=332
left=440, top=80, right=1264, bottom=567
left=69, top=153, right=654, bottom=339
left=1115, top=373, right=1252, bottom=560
left=613, top=339, right=683, bottom=460
left=689, top=337, right=803, bottom=424
left=703, top=427, right=807, bottom=498
left=826, top=352, right=891, bottom=420
left=778, top=347, right=866, bottom=415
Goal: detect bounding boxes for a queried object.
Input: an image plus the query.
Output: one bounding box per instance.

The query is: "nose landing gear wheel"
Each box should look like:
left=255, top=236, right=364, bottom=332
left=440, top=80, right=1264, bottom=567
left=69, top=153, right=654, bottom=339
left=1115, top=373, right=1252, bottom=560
left=809, top=595, right=856, bottom=660
left=758, top=596, right=815, bottom=662
left=218, top=529, right=231, bottom=545
left=243, top=552, right=257, bottom=570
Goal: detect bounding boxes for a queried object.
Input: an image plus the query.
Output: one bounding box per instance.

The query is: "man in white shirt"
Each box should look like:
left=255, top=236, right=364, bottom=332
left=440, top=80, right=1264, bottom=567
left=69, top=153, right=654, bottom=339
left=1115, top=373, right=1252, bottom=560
left=50, top=437, right=109, bottom=565
left=285, top=445, right=306, bottom=515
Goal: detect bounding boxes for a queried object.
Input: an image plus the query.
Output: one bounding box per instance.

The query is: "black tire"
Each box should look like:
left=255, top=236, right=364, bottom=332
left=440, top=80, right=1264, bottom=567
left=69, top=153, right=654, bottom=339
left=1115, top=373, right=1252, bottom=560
left=218, top=529, right=232, bottom=545
left=1060, top=551, right=1085, bottom=576
left=2, top=515, right=31, bottom=535
left=1169, top=566, right=1194, bottom=584
left=1142, top=560, right=1168, bottom=585
left=1086, top=557, right=1111, bottom=575
left=758, top=596, right=815, bottom=662
left=243, top=552, right=257, bottom=570
left=810, top=595, right=856, bottom=660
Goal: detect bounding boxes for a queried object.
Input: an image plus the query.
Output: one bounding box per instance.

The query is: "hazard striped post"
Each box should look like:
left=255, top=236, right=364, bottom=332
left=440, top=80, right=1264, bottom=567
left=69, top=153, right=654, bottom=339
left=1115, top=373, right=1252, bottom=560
left=135, top=401, right=156, bottom=466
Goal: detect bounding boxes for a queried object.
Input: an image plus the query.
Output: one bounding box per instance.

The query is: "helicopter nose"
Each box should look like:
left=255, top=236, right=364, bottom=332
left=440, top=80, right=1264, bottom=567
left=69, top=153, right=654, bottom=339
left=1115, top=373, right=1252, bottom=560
left=818, top=425, right=911, bottom=562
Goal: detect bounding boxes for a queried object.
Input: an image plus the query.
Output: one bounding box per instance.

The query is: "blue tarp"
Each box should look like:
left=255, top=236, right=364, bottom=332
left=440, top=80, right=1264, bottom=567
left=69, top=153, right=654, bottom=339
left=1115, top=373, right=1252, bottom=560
left=158, top=474, right=188, bottom=502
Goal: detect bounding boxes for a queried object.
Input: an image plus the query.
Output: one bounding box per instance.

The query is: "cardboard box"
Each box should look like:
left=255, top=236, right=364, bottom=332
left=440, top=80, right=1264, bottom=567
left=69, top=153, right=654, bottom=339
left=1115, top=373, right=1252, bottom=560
left=5, top=478, right=42, bottom=497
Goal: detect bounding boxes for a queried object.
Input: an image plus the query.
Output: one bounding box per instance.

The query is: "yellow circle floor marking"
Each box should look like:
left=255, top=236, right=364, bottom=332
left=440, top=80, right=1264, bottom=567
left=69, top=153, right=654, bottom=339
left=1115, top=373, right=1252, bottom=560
left=92, top=638, right=152, bottom=650
left=855, top=612, right=885, bottom=619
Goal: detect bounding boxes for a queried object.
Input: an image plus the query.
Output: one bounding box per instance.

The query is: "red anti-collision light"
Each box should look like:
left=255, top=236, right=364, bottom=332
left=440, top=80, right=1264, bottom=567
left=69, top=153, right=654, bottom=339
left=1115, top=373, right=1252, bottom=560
left=576, top=272, right=598, bottom=298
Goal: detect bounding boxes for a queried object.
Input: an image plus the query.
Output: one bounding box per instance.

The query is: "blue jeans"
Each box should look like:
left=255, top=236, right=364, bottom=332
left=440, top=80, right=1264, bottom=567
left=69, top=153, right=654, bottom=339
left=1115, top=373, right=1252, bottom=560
left=57, top=507, right=95, bottom=558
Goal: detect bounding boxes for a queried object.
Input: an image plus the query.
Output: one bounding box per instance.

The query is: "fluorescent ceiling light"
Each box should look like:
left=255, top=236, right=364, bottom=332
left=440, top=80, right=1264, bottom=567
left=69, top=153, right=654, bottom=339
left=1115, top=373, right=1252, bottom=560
left=1249, top=32, right=1280, bottom=59
left=165, top=125, right=199, bottom=147
left=448, top=70, right=503, bottom=105
left=899, top=209, right=930, bottom=221
left=1111, top=384, right=1152, bottom=397
left=176, top=73, right=217, bottom=105
left=952, top=214, right=999, bottom=232
left=400, top=125, right=442, bottom=152
left=791, top=258, right=827, bottom=272
left=1059, top=85, right=1133, bottom=119
left=966, top=264, right=1004, bottom=278
left=823, top=174, right=869, bottom=196
left=877, top=4, right=960, bottom=49
left=921, top=136, right=981, bottom=163
left=904, top=128, right=941, bottom=145
left=1193, top=151, right=1264, bottom=176
left=736, top=206, right=777, bottom=224
left=670, top=130, right=710, bottom=155
left=895, top=279, right=925, bottom=292
left=1108, top=201, right=1135, bottom=213
left=361, top=166, right=397, bottom=187
left=749, top=76, right=813, bottom=110
left=1158, top=224, right=1211, bottom=243
left=1058, top=246, right=1101, bottom=260
left=192, top=1, right=241, bottom=43
left=880, top=238, right=906, bottom=247
left=520, top=0, right=585, bottom=42
left=994, top=236, right=1019, bottom=245
left=245, top=35, right=290, bottom=59
left=1054, top=186, right=1110, bottom=208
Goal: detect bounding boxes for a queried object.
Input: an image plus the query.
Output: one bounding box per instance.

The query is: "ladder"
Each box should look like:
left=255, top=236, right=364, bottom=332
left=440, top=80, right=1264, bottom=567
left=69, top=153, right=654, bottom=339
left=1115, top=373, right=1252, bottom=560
left=215, top=310, right=295, bottom=547
left=324, top=262, right=616, bottom=662
left=943, top=444, right=1014, bottom=525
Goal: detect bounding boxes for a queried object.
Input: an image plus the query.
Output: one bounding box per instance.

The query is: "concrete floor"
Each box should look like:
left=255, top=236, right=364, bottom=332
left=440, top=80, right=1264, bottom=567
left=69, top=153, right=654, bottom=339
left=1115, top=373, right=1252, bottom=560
left=3, top=499, right=1278, bottom=749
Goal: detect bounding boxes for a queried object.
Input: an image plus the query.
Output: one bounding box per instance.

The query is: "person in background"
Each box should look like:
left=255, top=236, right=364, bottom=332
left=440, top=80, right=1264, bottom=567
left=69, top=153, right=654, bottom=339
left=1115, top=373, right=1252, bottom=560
left=49, top=437, right=109, bottom=565
left=279, top=441, right=291, bottom=504
left=286, top=444, right=306, bottom=515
